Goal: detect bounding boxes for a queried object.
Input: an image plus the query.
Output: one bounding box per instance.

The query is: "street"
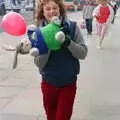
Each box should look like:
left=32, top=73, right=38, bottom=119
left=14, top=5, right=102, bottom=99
left=0, top=10, right=120, bottom=120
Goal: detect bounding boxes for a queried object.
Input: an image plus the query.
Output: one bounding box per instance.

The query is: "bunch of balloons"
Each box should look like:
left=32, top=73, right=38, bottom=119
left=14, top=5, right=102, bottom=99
left=0, top=12, right=27, bottom=36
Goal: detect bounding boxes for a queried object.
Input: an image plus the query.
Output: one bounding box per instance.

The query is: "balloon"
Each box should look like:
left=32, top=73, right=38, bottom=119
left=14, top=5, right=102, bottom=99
left=1, top=12, right=27, bottom=36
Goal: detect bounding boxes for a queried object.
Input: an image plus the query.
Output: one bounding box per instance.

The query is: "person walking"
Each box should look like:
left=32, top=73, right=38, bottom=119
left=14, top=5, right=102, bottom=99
left=33, top=0, right=87, bottom=119
left=109, top=0, right=119, bottom=24
left=17, top=0, right=88, bottom=120
left=93, top=0, right=114, bottom=49
left=11, top=0, right=21, bottom=6
left=83, top=0, right=94, bottom=35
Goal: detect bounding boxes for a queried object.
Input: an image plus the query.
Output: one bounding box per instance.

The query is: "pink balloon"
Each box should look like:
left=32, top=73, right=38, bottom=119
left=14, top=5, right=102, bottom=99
left=1, top=12, right=27, bottom=36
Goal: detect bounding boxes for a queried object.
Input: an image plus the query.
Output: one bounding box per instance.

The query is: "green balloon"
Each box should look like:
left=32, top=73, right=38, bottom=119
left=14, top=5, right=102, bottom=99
left=40, top=23, right=61, bottom=50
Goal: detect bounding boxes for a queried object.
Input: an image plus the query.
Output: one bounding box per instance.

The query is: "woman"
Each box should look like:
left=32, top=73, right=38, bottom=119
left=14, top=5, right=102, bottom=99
left=20, top=0, right=88, bottom=120
left=93, top=0, right=114, bottom=49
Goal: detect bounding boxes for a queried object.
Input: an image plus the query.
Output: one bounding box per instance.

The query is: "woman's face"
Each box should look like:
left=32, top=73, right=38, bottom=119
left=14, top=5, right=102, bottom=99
left=43, top=1, right=60, bottom=22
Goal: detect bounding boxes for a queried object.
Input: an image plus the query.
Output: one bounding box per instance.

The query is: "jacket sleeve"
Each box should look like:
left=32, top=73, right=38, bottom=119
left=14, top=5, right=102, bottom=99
left=106, top=5, right=114, bottom=24
left=67, top=24, right=88, bottom=59
left=92, top=5, right=100, bottom=18
left=34, top=50, right=50, bottom=69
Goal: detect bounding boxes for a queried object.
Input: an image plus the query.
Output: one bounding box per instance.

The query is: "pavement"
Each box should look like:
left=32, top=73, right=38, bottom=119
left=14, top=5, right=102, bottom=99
left=0, top=10, right=120, bottom=120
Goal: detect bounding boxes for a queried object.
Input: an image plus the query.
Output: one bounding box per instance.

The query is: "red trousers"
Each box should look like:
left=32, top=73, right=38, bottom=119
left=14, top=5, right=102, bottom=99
left=41, top=81, right=77, bottom=120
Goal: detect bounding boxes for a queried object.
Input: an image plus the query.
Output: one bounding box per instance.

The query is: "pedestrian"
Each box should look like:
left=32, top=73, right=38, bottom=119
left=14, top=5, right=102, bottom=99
left=93, top=0, right=114, bottom=49
left=109, top=0, right=119, bottom=24
left=0, top=0, right=6, bottom=15
left=11, top=0, right=21, bottom=6
left=20, top=0, right=87, bottom=120
left=33, top=0, right=87, bottom=119
left=82, top=0, right=94, bottom=35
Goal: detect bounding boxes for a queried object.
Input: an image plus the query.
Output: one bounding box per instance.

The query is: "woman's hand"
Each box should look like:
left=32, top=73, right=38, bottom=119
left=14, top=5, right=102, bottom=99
left=55, top=31, right=71, bottom=48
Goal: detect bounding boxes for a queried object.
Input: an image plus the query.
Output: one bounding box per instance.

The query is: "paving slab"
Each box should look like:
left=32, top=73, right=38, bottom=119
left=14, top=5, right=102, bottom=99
left=0, top=113, right=41, bottom=120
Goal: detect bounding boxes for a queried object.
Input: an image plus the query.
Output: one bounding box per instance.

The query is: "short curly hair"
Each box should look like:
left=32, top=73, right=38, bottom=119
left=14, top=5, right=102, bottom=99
left=35, top=0, right=66, bottom=27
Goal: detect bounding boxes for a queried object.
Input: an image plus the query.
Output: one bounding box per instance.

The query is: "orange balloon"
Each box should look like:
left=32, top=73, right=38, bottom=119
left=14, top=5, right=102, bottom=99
left=1, top=12, right=27, bottom=36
